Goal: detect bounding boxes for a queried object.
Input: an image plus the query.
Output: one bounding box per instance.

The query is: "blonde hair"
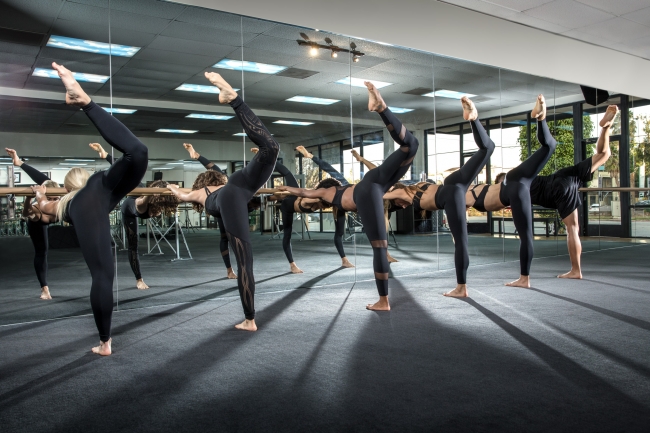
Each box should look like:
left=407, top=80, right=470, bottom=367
left=56, top=168, right=90, bottom=222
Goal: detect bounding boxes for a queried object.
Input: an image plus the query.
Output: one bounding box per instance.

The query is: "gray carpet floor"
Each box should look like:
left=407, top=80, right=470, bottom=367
left=1, top=232, right=649, bottom=432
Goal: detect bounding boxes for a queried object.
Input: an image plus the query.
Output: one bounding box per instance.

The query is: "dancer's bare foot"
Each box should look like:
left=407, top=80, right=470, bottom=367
left=204, top=72, right=237, bottom=104
left=290, top=262, right=304, bottom=274
left=235, top=319, right=257, bottom=331
left=341, top=257, right=355, bottom=268
left=505, top=275, right=530, bottom=288
left=40, top=286, right=52, bottom=300
left=558, top=269, right=582, bottom=279
left=91, top=338, right=112, bottom=356
left=226, top=268, right=237, bottom=279
left=351, top=149, right=363, bottom=162
left=250, top=147, right=258, bottom=154
left=600, top=105, right=618, bottom=128
left=461, top=96, right=478, bottom=121
left=443, top=284, right=468, bottom=298
left=5, top=148, right=22, bottom=166
left=51, top=62, right=91, bottom=107
left=531, top=94, right=546, bottom=121
left=387, top=251, right=399, bottom=263
left=136, top=279, right=149, bottom=290
left=183, top=143, right=199, bottom=160
left=89, top=143, right=108, bottom=159
left=365, top=81, right=387, bottom=113
left=295, top=145, right=313, bottom=159
left=366, top=296, right=390, bottom=311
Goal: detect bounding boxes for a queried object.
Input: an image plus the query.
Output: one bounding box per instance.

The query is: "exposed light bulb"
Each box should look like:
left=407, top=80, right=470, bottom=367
left=353, top=55, right=360, bottom=63
left=331, top=51, right=338, bottom=58
left=310, top=47, right=318, bottom=56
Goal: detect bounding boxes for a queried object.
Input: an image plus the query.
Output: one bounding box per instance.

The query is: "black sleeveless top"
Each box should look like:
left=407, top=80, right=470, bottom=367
left=470, top=184, right=490, bottom=212
left=121, top=196, right=150, bottom=219
left=297, top=198, right=312, bottom=213
left=204, top=186, right=221, bottom=217
left=332, top=185, right=352, bottom=210
left=413, top=183, right=432, bottom=213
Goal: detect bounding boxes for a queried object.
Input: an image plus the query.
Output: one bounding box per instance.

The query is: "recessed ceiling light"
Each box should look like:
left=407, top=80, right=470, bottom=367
left=102, top=107, right=137, bottom=114
left=47, top=35, right=140, bottom=57
left=423, top=90, right=477, bottom=99
left=186, top=113, right=234, bottom=120
left=273, top=120, right=314, bottom=126
left=65, top=159, right=95, bottom=162
left=155, top=167, right=173, bottom=170
left=52, top=167, right=72, bottom=170
left=156, top=129, right=198, bottom=134
left=335, top=77, right=392, bottom=88
left=387, top=106, right=414, bottom=114
left=0, top=162, right=12, bottom=165
left=33, top=68, right=109, bottom=83
left=213, top=59, right=287, bottom=74
left=166, top=162, right=185, bottom=165
left=286, top=96, right=340, bottom=105
left=59, top=163, right=87, bottom=166
left=233, top=132, right=247, bottom=136
left=175, top=83, right=239, bottom=94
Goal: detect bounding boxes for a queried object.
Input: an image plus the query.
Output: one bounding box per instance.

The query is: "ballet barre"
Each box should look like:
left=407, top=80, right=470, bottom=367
left=579, top=187, right=650, bottom=192
left=0, top=187, right=292, bottom=196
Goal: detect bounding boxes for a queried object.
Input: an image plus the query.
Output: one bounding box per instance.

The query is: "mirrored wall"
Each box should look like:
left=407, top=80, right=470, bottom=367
left=1, top=0, right=645, bottom=325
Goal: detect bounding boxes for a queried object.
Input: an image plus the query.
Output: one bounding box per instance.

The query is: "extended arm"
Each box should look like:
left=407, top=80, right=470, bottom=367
left=276, top=185, right=329, bottom=199
left=6, top=148, right=50, bottom=184
left=166, top=184, right=206, bottom=204
left=183, top=143, right=224, bottom=173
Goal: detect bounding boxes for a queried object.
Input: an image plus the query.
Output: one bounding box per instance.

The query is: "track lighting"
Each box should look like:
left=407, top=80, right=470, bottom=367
left=297, top=34, right=365, bottom=62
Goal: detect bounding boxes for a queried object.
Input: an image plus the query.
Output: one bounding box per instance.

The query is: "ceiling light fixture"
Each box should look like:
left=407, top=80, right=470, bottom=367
left=273, top=120, right=315, bottom=126
left=387, top=106, right=414, bottom=114
left=102, top=107, right=137, bottom=114
left=213, top=59, right=288, bottom=74
left=186, top=113, right=234, bottom=120
left=33, top=68, right=109, bottom=83
left=47, top=35, right=140, bottom=57
left=298, top=33, right=365, bottom=62
left=335, top=77, right=393, bottom=89
left=156, top=129, right=198, bottom=134
left=286, top=96, right=340, bottom=105
left=423, top=89, right=477, bottom=99
left=175, top=83, right=240, bottom=94
left=65, top=159, right=95, bottom=162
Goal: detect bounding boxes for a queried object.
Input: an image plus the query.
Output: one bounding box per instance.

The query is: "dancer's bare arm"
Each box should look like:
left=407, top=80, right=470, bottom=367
left=32, top=185, right=58, bottom=217
left=166, top=184, right=207, bottom=204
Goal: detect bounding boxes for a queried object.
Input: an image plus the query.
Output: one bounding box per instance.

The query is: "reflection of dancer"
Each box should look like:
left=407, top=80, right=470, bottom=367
left=6, top=148, right=59, bottom=300
left=169, top=72, right=278, bottom=332
left=34, top=62, right=148, bottom=355
left=384, top=96, right=494, bottom=298
left=281, top=146, right=353, bottom=272
left=279, top=81, right=418, bottom=311
left=91, top=143, right=179, bottom=290
left=528, top=105, right=617, bottom=280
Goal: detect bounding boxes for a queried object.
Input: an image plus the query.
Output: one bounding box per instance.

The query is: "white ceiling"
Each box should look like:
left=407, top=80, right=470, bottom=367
left=439, top=0, right=650, bottom=60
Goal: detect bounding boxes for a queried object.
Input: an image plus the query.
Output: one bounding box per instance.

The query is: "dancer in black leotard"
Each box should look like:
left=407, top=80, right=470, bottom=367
left=383, top=96, right=493, bottom=297
left=91, top=144, right=179, bottom=290
left=34, top=62, right=148, bottom=356
left=279, top=81, right=418, bottom=311
left=169, top=72, right=279, bottom=332
left=453, top=95, right=557, bottom=291
left=279, top=146, right=353, bottom=272
left=183, top=143, right=263, bottom=280
left=6, top=148, right=59, bottom=300
left=530, top=104, right=617, bottom=280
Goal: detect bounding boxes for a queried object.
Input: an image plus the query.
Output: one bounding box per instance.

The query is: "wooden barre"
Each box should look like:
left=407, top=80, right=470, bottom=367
left=0, top=187, right=291, bottom=196
left=579, top=187, right=650, bottom=192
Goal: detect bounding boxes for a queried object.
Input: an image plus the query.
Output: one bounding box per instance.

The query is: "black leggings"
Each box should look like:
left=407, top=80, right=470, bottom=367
left=435, top=119, right=494, bottom=284
left=21, top=164, right=52, bottom=289
left=68, top=101, right=148, bottom=342
left=353, top=108, right=418, bottom=296
left=124, top=216, right=141, bottom=280
left=500, top=119, right=556, bottom=276
left=213, top=96, right=279, bottom=320
left=27, top=219, right=49, bottom=288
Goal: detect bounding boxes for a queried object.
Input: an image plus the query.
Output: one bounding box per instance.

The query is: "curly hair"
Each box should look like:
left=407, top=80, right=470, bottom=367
left=391, top=182, right=427, bottom=217
left=147, top=180, right=181, bottom=216
left=191, top=170, right=228, bottom=213
left=495, top=172, right=506, bottom=184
